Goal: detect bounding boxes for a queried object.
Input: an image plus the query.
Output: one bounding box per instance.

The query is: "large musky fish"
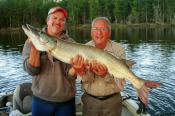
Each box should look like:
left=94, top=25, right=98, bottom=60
left=22, top=24, right=161, bottom=104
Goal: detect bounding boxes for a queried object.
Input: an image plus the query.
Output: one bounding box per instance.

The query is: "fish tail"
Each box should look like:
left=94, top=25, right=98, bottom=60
left=132, top=75, right=161, bottom=89
left=137, top=80, right=161, bottom=105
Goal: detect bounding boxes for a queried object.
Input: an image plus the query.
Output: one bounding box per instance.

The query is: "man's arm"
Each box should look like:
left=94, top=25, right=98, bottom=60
left=28, top=44, right=40, bottom=67
left=22, top=39, right=41, bottom=76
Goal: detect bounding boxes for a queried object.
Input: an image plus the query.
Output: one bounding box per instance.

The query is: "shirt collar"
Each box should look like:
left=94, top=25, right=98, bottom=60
left=90, top=40, right=112, bottom=50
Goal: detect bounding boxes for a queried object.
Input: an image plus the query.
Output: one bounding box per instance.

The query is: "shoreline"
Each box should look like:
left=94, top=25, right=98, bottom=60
left=0, top=23, right=175, bottom=32
left=72, top=23, right=175, bottom=29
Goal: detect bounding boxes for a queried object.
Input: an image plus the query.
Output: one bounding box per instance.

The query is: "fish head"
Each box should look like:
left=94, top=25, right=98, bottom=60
left=22, top=24, right=46, bottom=51
left=39, top=31, right=57, bottom=52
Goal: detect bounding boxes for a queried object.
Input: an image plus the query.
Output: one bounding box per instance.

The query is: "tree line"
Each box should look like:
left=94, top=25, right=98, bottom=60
left=0, top=0, right=175, bottom=28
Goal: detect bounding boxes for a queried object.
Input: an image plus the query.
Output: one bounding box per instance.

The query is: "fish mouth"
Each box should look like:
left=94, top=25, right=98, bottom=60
left=22, top=24, right=30, bottom=35
left=22, top=24, right=33, bottom=33
left=22, top=24, right=41, bottom=38
left=22, top=24, right=47, bottom=51
left=22, top=24, right=49, bottom=44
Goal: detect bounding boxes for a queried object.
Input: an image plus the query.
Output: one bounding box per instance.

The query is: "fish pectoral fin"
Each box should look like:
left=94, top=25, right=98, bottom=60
left=47, top=51, right=54, bottom=64
left=144, top=81, right=161, bottom=88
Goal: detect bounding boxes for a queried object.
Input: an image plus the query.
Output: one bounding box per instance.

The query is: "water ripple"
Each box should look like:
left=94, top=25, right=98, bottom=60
left=0, top=28, right=175, bottom=115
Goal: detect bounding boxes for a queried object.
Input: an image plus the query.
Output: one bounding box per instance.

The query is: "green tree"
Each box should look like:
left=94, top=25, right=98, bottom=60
left=130, top=0, right=139, bottom=23
left=99, top=0, right=115, bottom=22
left=88, top=0, right=99, bottom=22
left=113, top=0, right=131, bottom=23
left=139, top=0, right=153, bottom=23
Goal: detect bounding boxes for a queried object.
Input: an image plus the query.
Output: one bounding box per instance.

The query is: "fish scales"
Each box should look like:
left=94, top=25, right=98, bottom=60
left=22, top=24, right=158, bottom=90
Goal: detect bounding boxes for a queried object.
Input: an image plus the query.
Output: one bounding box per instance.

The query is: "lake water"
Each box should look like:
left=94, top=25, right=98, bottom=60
left=0, top=27, right=175, bottom=115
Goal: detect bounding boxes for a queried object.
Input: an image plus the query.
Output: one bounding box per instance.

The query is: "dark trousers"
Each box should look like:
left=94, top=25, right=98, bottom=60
left=32, top=96, right=75, bottom=116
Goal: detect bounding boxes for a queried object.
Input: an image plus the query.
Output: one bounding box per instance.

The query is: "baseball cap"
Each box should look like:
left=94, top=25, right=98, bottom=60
left=48, top=6, right=68, bottom=18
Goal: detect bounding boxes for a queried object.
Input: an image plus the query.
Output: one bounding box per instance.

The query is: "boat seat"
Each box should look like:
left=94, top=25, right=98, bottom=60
left=12, top=83, right=32, bottom=114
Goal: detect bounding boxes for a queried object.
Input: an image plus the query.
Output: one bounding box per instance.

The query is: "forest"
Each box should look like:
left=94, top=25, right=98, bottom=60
left=0, top=0, right=175, bottom=28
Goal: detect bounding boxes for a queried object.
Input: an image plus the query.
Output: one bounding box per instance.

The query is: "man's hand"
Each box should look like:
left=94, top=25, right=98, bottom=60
left=90, top=60, right=108, bottom=77
left=69, top=54, right=85, bottom=76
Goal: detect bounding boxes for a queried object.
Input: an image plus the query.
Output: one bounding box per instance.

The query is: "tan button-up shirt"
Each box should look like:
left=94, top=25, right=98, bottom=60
left=81, top=40, right=126, bottom=97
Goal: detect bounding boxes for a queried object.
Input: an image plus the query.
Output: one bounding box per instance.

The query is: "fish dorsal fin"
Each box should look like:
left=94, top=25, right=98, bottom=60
left=119, top=59, right=136, bottom=68
left=119, top=59, right=129, bottom=68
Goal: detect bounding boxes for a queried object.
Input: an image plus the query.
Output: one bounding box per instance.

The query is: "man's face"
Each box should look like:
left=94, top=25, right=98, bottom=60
left=91, top=19, right=111, bottom=48
left=47, top=11, right=65, bottom=36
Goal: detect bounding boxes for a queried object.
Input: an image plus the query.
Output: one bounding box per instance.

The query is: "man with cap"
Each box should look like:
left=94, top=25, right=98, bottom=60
left=22, top=6, right=77, bottom=116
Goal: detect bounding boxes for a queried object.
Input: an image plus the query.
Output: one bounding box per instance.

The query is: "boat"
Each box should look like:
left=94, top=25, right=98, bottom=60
left=0, top=83, right=151, bottom=116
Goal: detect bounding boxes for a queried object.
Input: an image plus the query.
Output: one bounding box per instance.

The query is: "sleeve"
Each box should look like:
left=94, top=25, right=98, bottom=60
left=22, top=39, right=41, bottom=76
left=113, top=42, right=135, bottom=68
left=111, top=41, right=126, bottom=59
left=117, top=47, right=126, bottom=59
left=112, top=42, right=126, bottom=90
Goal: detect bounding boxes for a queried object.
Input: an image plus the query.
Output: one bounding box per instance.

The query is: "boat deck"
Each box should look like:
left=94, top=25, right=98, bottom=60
left=0, top=93, right=150, bottom=116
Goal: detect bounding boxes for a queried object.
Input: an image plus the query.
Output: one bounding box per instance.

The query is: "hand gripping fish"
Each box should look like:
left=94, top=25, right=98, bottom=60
left=22, top=24, right=161, bottom=104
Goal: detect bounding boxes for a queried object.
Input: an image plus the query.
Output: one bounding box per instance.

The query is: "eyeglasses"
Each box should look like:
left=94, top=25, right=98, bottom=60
left=91, top=28, right=109, bottom=32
